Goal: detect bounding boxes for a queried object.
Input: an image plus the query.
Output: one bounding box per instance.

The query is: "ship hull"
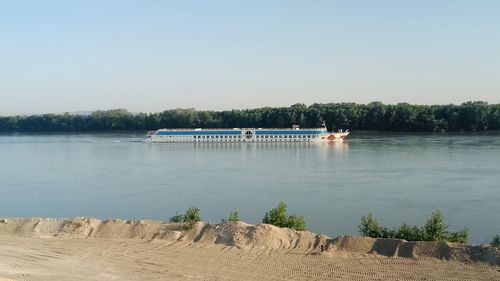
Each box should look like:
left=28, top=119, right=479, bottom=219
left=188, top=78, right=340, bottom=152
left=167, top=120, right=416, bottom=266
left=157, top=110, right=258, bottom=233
left=149, top=128, right=349, bottom=143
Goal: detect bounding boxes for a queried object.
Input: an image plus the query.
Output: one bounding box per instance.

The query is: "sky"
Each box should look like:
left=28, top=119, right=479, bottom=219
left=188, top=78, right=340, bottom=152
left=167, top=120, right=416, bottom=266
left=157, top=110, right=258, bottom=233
left=0, top=0, right=499, bottom=115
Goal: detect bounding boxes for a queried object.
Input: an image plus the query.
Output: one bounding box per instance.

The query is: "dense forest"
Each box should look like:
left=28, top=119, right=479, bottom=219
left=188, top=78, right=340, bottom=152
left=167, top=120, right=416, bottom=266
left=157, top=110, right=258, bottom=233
left=0, top=101, right=499, bottom=132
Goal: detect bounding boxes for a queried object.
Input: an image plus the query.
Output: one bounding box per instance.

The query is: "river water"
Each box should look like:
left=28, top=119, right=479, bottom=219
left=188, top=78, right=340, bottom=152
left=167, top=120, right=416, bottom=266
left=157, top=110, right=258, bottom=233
left=0, top=132, right=499, bottom=243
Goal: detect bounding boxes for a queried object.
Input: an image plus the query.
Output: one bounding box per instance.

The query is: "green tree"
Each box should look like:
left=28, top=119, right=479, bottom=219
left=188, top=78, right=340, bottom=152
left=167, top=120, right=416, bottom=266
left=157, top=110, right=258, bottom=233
left=423, top=210, right=448, bottom=241
left=359, top=214, right=382, bottom=238
left=262, top=201, right=307, bottom=231
left=1, top=102, right=498, bottom=132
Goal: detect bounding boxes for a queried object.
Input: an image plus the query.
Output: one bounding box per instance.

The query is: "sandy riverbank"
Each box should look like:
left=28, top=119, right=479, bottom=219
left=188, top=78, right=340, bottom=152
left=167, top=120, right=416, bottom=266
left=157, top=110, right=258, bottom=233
left=0, top=217, right=498, bottom=280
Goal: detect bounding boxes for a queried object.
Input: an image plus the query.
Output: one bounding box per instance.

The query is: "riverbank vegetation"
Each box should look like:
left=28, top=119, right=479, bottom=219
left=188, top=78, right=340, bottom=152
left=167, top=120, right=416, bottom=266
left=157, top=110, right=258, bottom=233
left=221, top=210, right=241, bottom=223
left=359, top=210, right=469, bottom=243
left=1, top=101, right=499, bottom=132
left=491, top=235, right=500, bottom=247
left=262, top=202, right=307, bottom=231
left=169, top=205, right=482, bottom=243
left=228, top=210, right=240, bottom=222
left=169, top=207, right=201, bottom=228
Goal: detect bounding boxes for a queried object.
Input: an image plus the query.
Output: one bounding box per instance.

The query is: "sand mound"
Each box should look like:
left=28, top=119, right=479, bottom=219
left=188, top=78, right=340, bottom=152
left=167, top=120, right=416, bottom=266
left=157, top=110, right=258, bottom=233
left=0, top=218, right=324, bottom=251
left=329, top=235, right=500, bottom=265
left=0, top=218, right=498, bottom=265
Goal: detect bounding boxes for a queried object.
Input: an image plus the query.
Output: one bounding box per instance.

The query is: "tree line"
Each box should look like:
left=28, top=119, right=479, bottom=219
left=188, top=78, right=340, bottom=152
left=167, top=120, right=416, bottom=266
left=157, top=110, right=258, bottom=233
left=1, top=101, right=499, bottom=132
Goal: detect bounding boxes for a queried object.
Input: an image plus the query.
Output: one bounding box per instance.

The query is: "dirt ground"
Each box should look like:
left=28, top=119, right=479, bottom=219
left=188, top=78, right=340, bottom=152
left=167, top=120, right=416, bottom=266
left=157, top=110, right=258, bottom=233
left=0, top=235, right=498, bottom=281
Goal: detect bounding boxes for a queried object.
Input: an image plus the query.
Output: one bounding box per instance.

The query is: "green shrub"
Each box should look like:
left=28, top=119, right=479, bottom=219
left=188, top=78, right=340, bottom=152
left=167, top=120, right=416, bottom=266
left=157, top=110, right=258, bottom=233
left=183, top=207, right=201, bottom=228
left=169, top=212, right=184, bottom=223
left=395, top=223, right=414, bottom=241
left=423, top=210, right=448, bottom=241
left=422, top=210, right=468, bottom=243
left=285, top=214, right=307, bottom=231
left=358, top=210, right=469, bottom=243
left=445, top=228, right=469, bottom=243
left=491, top=235, right=500, bottom=247
left=184, top=207, right=201, bottom=223
left=359, top=214, right=382, bottom=237
left=262, top=201, right=307, bottom=231
left=228, top=209, right=240, bottom=222
left=169, top=207, right=201, bottom=228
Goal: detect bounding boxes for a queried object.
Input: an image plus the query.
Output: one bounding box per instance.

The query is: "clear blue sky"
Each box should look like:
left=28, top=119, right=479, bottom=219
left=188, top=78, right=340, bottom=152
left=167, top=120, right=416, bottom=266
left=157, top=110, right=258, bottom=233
left=1, top=1, right=499, bottom=115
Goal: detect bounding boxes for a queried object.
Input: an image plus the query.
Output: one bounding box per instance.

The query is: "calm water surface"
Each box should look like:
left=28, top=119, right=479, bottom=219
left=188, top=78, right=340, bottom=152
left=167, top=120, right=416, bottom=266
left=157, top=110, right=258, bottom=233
left=1, top=132, right=499, bottom=243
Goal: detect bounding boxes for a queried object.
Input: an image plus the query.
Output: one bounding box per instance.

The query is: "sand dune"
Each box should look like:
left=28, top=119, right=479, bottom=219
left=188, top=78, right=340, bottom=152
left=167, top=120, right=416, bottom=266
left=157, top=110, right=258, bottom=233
left=0, top=217, right=498, bottom=280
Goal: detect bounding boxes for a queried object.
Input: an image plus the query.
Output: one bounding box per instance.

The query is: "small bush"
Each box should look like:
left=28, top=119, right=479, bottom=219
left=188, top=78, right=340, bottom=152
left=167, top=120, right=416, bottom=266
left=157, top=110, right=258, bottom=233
left=358, top=210, right=469, bottom=243
left=359, top=214, right=382, bottom=237
left=184, top=207, right=201, bottom=223
left=491, top=235, right=500, bottom=247
left=423, top=210, right=448, bottom=241
left=170, top=212, right=184, bottom=223
left=169, top=207, right=201, bottom=228
left=262, top=201, right=307, bottom=231
left=285, top=214, right=307, bottom=231
left=183, top=207, right=201, bottom=228
left=423, top=210, right=469, bottom=243
left=228, top=210, right=240, bottom=222
left=397, top=224, right=425, bottom=241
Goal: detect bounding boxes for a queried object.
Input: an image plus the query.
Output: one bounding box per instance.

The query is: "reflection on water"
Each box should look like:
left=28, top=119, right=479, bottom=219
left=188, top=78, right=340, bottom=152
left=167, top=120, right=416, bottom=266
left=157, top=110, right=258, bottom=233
left=0, top=132, right=499, bottom=243
left=152, top=141, right=349, bottom=157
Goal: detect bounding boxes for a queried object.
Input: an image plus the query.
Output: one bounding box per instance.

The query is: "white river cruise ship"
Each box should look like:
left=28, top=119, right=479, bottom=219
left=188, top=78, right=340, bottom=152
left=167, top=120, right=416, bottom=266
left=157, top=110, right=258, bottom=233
left=148, top=124, right=349, bottom=143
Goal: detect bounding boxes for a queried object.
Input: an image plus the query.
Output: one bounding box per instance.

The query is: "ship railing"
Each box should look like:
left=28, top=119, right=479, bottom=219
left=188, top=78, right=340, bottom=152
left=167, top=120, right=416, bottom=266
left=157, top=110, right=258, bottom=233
left=155, top=128, right=242, bottom=131
left=156, top=127, right=326, bottom=131
left=255, top=128, right=325, bottom=130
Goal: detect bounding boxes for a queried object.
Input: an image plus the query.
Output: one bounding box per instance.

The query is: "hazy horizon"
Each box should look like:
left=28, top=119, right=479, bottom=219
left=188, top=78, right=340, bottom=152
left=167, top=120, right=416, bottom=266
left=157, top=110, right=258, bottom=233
left=1, top=1, right=499, bottom=116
